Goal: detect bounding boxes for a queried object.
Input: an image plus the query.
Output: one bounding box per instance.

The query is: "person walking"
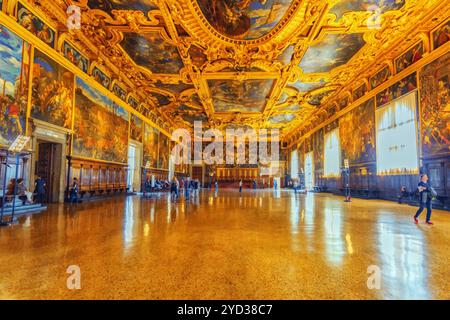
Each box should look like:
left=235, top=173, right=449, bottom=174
left=414, top=174, right=435, bottom=225
left=215, top=180, right=219, bottom=193
left=170, top=176, right=179, bottom=201
left=239, top=180, right=243, bottom=193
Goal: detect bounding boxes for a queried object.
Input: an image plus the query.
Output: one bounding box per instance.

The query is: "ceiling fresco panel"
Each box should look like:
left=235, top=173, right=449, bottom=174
left=299, top=33, right=366, bottom=73
left=196, top=0, right=294, bottom=40
left=121, top=33, right=185, bottom=74
left=87, top=0, right=158, bottom=13
left=329, top=0, right=406, bottom=20
left=209, top=79, right=275, bottom=113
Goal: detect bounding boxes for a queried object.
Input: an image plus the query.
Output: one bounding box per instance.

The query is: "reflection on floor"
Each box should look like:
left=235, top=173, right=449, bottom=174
left=0, top=190, right=449, bottom=300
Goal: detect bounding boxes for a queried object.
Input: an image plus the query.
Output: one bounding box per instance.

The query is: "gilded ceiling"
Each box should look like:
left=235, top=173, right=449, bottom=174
left=22, top=0, right=450, bottom=139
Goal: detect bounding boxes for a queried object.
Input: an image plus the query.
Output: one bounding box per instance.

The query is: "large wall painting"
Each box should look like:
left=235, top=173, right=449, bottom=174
left=158, top=133, right=170, bottom=169
left=299, top=33, right=365, bottom=73
left=130, top=114, right=143, bottom=142
left=376, top=72, right=417, bottom=108
left=17, top=3, right=56, bottom=48
left=209, top=79, right=275, bottom=113
left=329, top=0, right=406, bottom=20
left=432, top=19, right=450, bottom=50
left=0, top=24, right=30, bottom=146
left=313, top=128, right=324, bottom=172
left=63, top=41, right=89, bottom=73
left=339, top=98, right=376, bottom=165
left=419, top=52, right=450, bottom=158
left=143, top=123, right=159, bottom=168
left=31, top=50, right=74, bottom=129
left=196, top=0, right=293, bottom=40
left=121, top=32, right=184, bottom=74
left=395, top=42, right=423, bottom=73
left=73, top=77, right=129, bottom=163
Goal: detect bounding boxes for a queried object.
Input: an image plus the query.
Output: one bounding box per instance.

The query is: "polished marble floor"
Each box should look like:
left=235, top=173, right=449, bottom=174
left=0, top=190, right=449, bottom=300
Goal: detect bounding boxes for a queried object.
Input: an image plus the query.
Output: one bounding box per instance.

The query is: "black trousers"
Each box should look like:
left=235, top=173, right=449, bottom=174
left=415, top=199, right=432, bottom=222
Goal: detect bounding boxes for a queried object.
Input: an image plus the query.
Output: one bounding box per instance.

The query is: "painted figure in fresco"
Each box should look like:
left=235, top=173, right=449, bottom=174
left=18, top=9, right=54, bottom=46
left=7, top=96, right=23, bottom=135
left=434, top=23, right=450, bottom=48
left=199, top=0, right=275, bottom=38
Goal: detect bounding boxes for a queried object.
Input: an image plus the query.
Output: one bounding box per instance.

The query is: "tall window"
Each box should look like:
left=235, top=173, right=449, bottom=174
left=324, top=128, right=341, bottom=177
left=376, top=91, right=419, bottom=175
left=290, top=149, right=299, bottom=179
left=305, top=151, right=314, bottom=190
left=127, top=144, right=136, bottom=190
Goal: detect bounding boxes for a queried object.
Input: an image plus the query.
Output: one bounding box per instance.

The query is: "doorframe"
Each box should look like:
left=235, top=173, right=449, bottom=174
left=128, top=139, right=142, bottom=193
left=29, top=119, right=70, bottom=203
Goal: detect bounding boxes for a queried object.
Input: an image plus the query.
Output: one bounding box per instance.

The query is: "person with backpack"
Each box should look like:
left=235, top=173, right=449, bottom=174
left=414, top=174, right=436, bottom=225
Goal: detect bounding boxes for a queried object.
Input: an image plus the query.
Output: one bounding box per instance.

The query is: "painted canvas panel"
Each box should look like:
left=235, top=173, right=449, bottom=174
left=17, top=3, right=55, bottom=48
left=300, top=33, right=365, bottom=73
left=0, top=24, right=30, bottom=146
left=370, top=66, right=391, bottom=90
left=156, top=82, right=194, bottom=95
left=63, top=41, right=89, bottom=73
left=121, top=33, right=184, bottom=74
left=152, top=92, right=171, bottom=106
left=158, top=133, right=170, bottom=169
left=278, top=45, right=295, bottom=65
left=130, top=114, right=143, bottom=142
left=128, top=96, right=139, bottom=109
left=112, top=83, right=127, bottom=101
left=268, top=113, right=295, bottom=125
left=188, top=45, right=208, bottom=69
left=313, top=128, right=324, bottom=172
left=197, top=0, right=293, bottom=40
left=353, top=83, right=367, bottom=101
left=73, top=77, right=129, bottom=163
left=87, top=0, right=158, bottom=14
left=376, top=72, right=417, bottom=107
left=339, top=98, right=376, bottom=165
left=329, top=0, right=405, bottom=20
left=395, top=42, right=423, bottom=73
left=308, top=90, right=335, bottom=106
left=93, top=67, right=111, bottom=89
left=31, top=50, right=74, bottom=129
left=143, top=123, right=159, bottom=168
left=291, top=80, right=327, bottom=93
left=339, top=96, right=349, bottom=109
left=432, top=19, right=450, bottom=50
left=419, top=52, right=450, bottom=157
left=209, top=79, right=275, bottom=113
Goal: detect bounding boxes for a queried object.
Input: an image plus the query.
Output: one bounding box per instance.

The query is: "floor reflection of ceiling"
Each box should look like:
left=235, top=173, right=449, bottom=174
left=39, top=0, right=446, bottom=137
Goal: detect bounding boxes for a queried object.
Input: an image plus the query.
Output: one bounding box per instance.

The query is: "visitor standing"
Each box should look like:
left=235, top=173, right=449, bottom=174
left=34, top=175, right=46, bottom=203
left=70, top=177, right=79, bottom=204
left=239, top=180, right=243, bottom=193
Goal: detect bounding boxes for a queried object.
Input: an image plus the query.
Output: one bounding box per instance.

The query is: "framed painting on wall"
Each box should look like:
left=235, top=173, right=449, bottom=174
left=0, top=23, right=31, bottom=146
left=17, top=2, right=56, bottom=48
left=432, top=19, right=450, bottom=50
left=395, top=42, right=424, bottom=74
left=31, top=50, right=74, bottom=129
left=63, top=41, right=89, bottom=73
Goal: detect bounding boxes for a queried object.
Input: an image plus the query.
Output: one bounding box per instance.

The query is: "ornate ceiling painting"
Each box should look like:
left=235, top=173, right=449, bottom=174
left=209, top=79, right=275, bottom=113
left=24, top=0, right=449, bottom=138
left=196, top=0, right=294, bottom=40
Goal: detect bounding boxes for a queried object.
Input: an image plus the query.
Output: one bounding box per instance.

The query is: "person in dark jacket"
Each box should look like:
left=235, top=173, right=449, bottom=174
left=70, top=178, right=79, bottom=203
left=34, top=175, right=46, bottom=203
left=414, top=174, right=434, bottom=225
